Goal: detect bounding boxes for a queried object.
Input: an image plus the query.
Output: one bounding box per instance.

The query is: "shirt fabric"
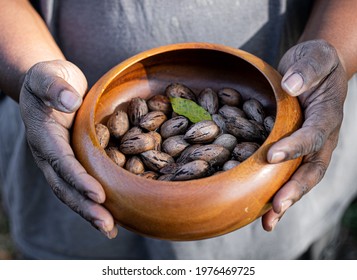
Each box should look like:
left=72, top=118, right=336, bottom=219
left=1, top=0, right=357, bottom=260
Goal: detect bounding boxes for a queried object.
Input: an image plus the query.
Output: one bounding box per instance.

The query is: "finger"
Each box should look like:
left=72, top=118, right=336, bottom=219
left=262, top=164, right=323, bottom=232
left=261, top=206, right=287, bottom=232
left=262, top=134, right=336, bottom=231
left=278, top=40, right=339, bottom=96
left=22, top=60, right=86, bottom=113
left=27, top=118, right=106, bottom=204
left=262, top=162, right=324, bottom=232
left=268, top=83, right=342, bottom=164
left=21, top=90, right=106, bottom=204
left=267, top=126, right=326, bottom=163
left=37, top=159, right=118, bottom=239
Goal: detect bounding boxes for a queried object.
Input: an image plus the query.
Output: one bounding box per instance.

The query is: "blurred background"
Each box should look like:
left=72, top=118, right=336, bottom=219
left=0, top=199, right=16, bottom=260
left=1, top=196, right=357, bottom=260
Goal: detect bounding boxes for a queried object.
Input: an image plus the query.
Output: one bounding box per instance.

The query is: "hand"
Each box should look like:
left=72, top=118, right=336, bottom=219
left=19, top=60, right=118, bottom=238
left=262, top=39, right=348, bottom=231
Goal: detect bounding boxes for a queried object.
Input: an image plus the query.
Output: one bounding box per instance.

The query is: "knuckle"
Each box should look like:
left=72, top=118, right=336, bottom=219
left=289, top=128, right=325, bottom=159
left=34, top=152, right=93, bottom=222
left=23, top=61, right=70, bottom=105
left=297, top=157, right=328, bottom=196
left=50, top=178, right=88, bottom=220
left=47, top=154, right=61, bottom=173
left=290, top=178, right=309, bottom=200
left=47, top=152, right=89, bottom=197
left=68, top=197, right=86, bottom=218
left=51, top=180, right=66, bottom=202
left=58, top=64, right=71, bottom=81
left=311, top=128, right=326, bottom=152
left=24, top=62, right=54, bottom=99
left=307, top=155, right=328, bottom=181
left=306, top=58, right=321, bottom=77
left=314, top=161, right=328, bottom=182
left=294, top=43, right=307, bottom=60
left=316, top=39, right=336, bottom=57
left=48, top=153, right=76, bottom=185
left=293, top=40, right=338, bottom=80
left=300, top=183, right=310, bottom=197
left=304, top=39, right=336, bottom=59
left=299, top=126, right=326, bottom=155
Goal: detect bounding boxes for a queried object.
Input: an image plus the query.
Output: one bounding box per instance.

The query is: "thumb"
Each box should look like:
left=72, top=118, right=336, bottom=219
left=22, top=60, right=87, bottom=113
left=278, top=39, right=339, bottom=96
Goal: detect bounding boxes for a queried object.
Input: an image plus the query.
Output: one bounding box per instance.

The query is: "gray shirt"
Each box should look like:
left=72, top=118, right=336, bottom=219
left=2, top=0, right=356, bottom=260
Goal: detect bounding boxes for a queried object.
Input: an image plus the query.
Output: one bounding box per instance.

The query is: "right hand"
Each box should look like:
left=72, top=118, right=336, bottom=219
left=262, top=40, right=348, bottom=231
left=19, top=60, right=118, bottom=239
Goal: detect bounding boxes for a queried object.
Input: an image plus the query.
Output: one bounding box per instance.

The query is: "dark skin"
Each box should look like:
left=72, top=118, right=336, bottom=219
left=262, top=0, right=357, bottom=230
left=263, top=39, right=348, bottom=230
left=0, top=0, right=357, bottom=239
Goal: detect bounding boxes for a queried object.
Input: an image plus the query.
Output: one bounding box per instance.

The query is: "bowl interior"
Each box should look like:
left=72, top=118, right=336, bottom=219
left=95, top=48, right=276, bottom=124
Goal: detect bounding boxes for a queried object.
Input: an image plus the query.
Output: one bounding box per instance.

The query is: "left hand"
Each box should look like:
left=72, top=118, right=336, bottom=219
left=261, top=39, right=348, bottom=231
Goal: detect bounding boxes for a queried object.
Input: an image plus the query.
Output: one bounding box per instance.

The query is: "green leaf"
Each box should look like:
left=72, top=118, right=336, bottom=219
left=170, top=97, right=212, bottom=123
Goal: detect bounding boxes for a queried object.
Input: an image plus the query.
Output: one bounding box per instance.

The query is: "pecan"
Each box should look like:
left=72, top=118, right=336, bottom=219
left=147, top=94, right=172, bottom=115
left=217, top=87, right=242, bottom=106
left=172, top=160, right=212, bottom=181
left=188, top=144, right=230, bottom=167
left=138, top=171, right=159, bottom=180
left=212, top=114, right=227, bottom=134
left=165, top=83, right=196, bottom=101
left=232, top=142, right=260, bottom=162
left=197, top=87, right=219, bottom=114
left=139, top=111, right=167, bottom=131
left=184, top=120, right=220, bottom=144
left=226, top=116, right=264, bottom=142
left=212, top=133, right=238, bottom=152
left=264, top=115, right=276, bottom=133
left=176, top=144, right=201, bottom=164
left=140, top=150, right=175, bottom=171
left=119, top=133, right=155, bottom=154
left=218, top=105, right=246, bottom=120
left=120, top=127, right=143, bottom=144
left=148, top=131, right=162, bottom=151
left=162, top=135, right=190, bottom=157
left=222, top=160, right=241, bottom=171
left=105, top=146, right=126, bottom=167
left=125, top=156, right=145, bottom=174
left=95, top=123, right=110, bottom=149
left=127, top=97, right=149, bottom=126
left=242, top=98, right=266, bottom=123
left=106, top=109, right=129, bottom=139
left=160, top=116, right=189, bottom=139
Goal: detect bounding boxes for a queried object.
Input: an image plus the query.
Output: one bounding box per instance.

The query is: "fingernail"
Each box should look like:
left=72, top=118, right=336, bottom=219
left=108, top=226, right=118, bottom=239
left=101, top=230, right=113, bottom=239
left=86, top=192, right=101, bottom=203
left=101, top=227, right=117, bottom=240
left=269, top=151, right=286, bottom=163
left=280, top=200, right=293, bottom=213
left=93, top=220, right=112, bottom=239
left=283, top=73, right=304, bottom=96
left=270, top=218, right=279, bottom=231
left=60, top=90, right=81, bottom=111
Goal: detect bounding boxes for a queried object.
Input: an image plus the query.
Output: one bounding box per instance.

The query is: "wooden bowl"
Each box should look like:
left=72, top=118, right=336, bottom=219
left=72, top=42, right=302, bottom=241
